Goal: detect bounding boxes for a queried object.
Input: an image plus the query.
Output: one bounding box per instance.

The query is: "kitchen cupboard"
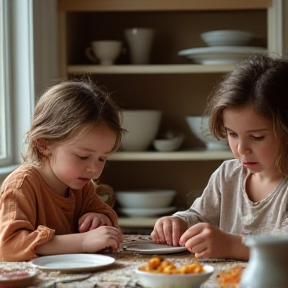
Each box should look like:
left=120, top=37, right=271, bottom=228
left=58, top=0, right=280, bottom=228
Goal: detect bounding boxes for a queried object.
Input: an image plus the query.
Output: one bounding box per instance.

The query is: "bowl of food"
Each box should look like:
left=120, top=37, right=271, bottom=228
left=115, top=189, right=176, bottom=208
left=200, top=30, right=254, bottom=47
left=120, top=110, right=162, bottom=151
left=135, top=257, right=214, bottom=288
left=186, top=116, right=229, bottom=150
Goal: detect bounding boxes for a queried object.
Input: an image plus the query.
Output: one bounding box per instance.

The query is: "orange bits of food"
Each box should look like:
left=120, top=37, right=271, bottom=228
left=138, top=256, right=205, bottom=274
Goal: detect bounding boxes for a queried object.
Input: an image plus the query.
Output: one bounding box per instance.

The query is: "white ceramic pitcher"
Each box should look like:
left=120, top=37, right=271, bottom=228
left=240, top=235, right=288, bottom=288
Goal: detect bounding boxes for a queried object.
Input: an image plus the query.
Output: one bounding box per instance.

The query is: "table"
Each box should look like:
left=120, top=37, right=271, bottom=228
left=0, top=235, right=245, bottom=288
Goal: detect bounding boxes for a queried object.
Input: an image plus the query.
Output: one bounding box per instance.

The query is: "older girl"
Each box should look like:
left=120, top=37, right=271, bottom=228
left=151, top=55, right=288, bottom=260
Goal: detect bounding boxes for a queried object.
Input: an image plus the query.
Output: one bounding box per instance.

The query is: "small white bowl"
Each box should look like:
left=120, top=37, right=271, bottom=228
left=201, top=30, right=254, bottom=47
left=186, top=116, right=229, bottom=150
left=115, top=189, right=176, bottom=209
left=153, top=133, right=185, bottom=152
left=135, top=264, right=214, bottom=288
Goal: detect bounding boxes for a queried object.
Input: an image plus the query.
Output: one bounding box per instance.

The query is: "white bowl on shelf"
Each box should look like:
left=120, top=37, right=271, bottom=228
left=153, top=132, right=185, bottom=152
left=186, top=116, right=229, bottom=150
left=120, top=110, right=162, bottom=151
left=200, top=30, right=254, bottom=46
left=115, top=189, right=176, bottom=209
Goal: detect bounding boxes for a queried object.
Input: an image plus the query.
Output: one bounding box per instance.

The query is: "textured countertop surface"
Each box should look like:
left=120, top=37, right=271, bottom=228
left=0, top=235, right=245, bottom=288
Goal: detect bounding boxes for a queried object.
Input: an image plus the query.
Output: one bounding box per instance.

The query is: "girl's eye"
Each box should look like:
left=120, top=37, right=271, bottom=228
left=251, top=136, right=264, bottom=141
left=78, top=155, right=88, bottom=160
left=228, top=132, right=238, bottom=138
left=99, top=156, right=107, bottom=163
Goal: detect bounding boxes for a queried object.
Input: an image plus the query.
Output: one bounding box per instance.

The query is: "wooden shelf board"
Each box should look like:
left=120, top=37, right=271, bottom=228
left=67, top=64, right=234, bottom=75
left=59, top=0, right=272, bottom=12
left=108, top=150, right=233, bottom=161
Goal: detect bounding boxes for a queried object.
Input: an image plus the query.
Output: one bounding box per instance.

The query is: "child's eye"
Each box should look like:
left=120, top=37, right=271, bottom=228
left=78, top=155, right=88, bottom=160
left=228, top=132, right=238, bottom=138
left=251, top=136, right=264, bottom=141
left=99, top=156, right=107, bottom=163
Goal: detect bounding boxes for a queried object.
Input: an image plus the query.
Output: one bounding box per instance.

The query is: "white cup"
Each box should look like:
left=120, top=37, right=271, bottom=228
left=85, top=40, right=122, bottom=65
left=124, top=28, right=155, bottom=64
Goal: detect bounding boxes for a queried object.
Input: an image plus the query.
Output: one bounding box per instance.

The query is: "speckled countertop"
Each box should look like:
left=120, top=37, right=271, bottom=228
left=0, top=235, right=245, bottom=288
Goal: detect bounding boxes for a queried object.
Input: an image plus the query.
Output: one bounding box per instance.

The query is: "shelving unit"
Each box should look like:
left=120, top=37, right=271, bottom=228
left=58, top=0, right=281, bottom=228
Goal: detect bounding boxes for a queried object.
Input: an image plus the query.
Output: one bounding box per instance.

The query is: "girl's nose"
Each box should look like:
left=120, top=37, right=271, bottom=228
left=237, top=141, right=251, bottom=155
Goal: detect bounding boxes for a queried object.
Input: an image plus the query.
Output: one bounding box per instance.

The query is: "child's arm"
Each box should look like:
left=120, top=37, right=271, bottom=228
left=179, top=222, right=249, bottom=260
left=35, top=226, right=123, bottom=255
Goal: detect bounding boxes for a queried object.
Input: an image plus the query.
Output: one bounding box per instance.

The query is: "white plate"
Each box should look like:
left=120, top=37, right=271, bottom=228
left=117, top=206, right=177, bottom=217
left=178, top=46, right=267, bottom=65
left=123, top=241, right=187, bottom=254
left=30, top=254, right=115, bottom=272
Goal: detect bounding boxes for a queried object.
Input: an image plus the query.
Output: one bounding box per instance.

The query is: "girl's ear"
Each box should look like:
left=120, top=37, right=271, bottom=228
left=36, top=138, right=52, bottom=156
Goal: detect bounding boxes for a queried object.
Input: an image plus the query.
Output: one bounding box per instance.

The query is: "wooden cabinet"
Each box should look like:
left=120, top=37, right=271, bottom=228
left=58, top=0, right=279, bottom=228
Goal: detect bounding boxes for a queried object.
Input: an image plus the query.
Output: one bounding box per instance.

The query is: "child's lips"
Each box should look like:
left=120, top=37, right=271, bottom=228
left=243, top=161, right=258, bottom=167
left=79, top=177, right=90, bottom=181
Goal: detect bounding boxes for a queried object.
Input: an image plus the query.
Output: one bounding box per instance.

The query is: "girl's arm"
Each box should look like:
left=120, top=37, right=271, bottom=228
left=35, top=225, right=122, bottom=255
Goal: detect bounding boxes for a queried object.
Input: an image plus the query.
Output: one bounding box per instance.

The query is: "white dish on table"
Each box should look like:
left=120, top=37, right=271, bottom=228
left=178, top=46, right=267, bottom=65
left=30, top=254, right=115, bottom=273
left=123, top=241, right=187, bottom=254
left=117, top=206, right=177, bottom=217
left=136, top=264, right=214, bottom=288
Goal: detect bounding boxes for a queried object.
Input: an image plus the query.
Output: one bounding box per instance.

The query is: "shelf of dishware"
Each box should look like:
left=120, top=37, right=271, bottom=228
left=58, top=0, right=271, bottom=12
left=108, top=150, right=233, bottom=161
left=67, top=64, right=235, bottom=75
left=118, top=217, right=158, bottom=227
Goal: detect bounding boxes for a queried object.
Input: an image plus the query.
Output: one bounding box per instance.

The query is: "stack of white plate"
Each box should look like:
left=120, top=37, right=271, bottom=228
left=178, top=30, right=267, bottom=65
left=115, top=189, right=177, bottom=217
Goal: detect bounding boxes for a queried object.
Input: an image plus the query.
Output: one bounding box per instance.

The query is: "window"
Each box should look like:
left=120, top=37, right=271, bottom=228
left=0, top=0, right=58, bottom=181
left=0, top=1, right=11, bottom=165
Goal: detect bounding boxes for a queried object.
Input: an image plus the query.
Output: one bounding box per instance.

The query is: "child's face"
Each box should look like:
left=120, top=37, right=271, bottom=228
left=223, top=104, right=280, bottom=176
left=45, top=123, right=117, bottom=196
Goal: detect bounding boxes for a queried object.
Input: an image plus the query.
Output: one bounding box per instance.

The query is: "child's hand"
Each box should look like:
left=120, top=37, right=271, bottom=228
left=150, top=216, right=188, bottom=247
left=179, top=222, right=242, bottom=259
left=80, top=226, right=123, bottom=253
left=78, top=212, right=113, bottom=233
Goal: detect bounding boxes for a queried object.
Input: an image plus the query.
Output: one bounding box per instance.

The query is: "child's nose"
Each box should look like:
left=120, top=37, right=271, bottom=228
left=237, top=140, right=251, bottom=155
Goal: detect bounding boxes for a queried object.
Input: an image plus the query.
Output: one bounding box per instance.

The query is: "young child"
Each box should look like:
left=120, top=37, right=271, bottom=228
left=151, top=54, right=288, bottom=261
left=0, top=79, right=125, bottom=261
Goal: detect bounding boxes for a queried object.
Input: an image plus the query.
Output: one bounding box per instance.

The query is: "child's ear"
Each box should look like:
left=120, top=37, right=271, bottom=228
left=37, top=138, right=52, bottom=156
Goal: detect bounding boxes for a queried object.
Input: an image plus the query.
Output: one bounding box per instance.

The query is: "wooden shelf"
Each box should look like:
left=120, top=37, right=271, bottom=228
left=108, top=150, right=233, bottom=161
left=58, top=0, right=272, bottom=12
left=67, top=64, right=234, bottom=75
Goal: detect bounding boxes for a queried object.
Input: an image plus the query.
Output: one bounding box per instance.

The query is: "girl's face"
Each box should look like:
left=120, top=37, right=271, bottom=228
left=44, top=123, right=117, bottom=196
left=223, top=105, right=280, bottom=176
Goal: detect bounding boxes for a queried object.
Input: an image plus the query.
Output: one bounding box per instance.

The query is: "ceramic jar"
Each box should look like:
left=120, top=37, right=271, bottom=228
left=240, top=235, right=288, bottom=288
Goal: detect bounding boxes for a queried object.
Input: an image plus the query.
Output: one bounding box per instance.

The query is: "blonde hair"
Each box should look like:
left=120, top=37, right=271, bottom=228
left=23, top=79, right=125, bottom=165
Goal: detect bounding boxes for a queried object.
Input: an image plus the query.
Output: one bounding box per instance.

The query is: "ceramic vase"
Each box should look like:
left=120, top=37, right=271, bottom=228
left=240, top=235, right=288, bottom=288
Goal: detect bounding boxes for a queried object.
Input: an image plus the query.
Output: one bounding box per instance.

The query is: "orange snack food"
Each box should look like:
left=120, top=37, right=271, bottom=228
left=138, top=257, right=205, bottom=275
left=217, top=264, right=246, bottom=288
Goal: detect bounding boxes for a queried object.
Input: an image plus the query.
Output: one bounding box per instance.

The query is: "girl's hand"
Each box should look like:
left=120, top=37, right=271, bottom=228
left=80, top=226, right=123, bottom=253
left=78, top=212, right=112, bottom=233
left=179, top=222, right=248, bottom=260
left=150, top=216, right=188, bottom=247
